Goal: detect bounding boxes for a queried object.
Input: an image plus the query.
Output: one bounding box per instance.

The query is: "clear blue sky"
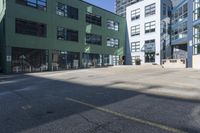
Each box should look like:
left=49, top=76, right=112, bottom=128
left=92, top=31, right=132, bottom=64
left=84, top=0, right=115, bottom=12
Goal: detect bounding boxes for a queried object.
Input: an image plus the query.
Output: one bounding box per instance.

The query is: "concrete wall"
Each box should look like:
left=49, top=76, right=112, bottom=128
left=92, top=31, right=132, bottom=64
left=193, top=55, right=200, bottom=69
left=2, top=0, right=126, bottom=73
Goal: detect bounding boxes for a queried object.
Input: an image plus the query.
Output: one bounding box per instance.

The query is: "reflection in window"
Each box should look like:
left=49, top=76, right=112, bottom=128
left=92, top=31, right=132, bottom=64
left=56, top=2, right=78, bottom=20
left=16, top=0, right=47, bottom=11
left=131, top=41, right=140, bottom=52
left=86, top=33, right=102, bottom=45
left=86, top=12, right=101, bottom=26
left=107, top=38, right=119, bottom=48
left=145, top=21, right=156, bottom=33
left=145, top=3, right=156, bottom=17
left=57, top=27, right=78, bottom=42
left=131, top=25, right=140, bottom=36
left=131, top=8, right=140, bottom=20
left=107, top=20, right=119, bottom=31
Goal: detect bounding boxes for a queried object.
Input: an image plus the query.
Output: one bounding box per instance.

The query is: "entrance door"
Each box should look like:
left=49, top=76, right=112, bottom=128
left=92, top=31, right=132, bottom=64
left=145, top=52, right=155, bottom=63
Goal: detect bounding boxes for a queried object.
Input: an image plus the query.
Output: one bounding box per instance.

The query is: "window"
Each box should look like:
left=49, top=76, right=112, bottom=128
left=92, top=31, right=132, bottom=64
left=86, top=33, right=102, bottom=45
left=57, top=27, right=78, bottom=42
left=144, top=39, right=156, bottom=53
left=193, top=0, right=200, bottom=21
left=132, top=56, right=140, bottom=64
left=145, top=21, right=156, bottom=33
left=172, top=3, right=188, bottom=23
left=171, top=21, right=187, bottom=40
left=86, top=12, right=101, bottom=26
left=163, top=4, right=167, bottom=16
left=16, top=0, right=47, bottom=11
left=131, top=9, right=140, bottom=20
left=131, top=42, right=140, bottom=52
left=107, top=38, right=119, bottom=48
left=107, top=20, right=119, bottom=31
left=145, top=3, right=156, bottom=17
left=168, top=6, right=172, bottom=17
left=131, top=25, right=140, bottom=36
left=56, top=2, right=78, bottom=20
left=193, top=24, right=200, bottom=55
left=16, top=18, right=47, bottom=37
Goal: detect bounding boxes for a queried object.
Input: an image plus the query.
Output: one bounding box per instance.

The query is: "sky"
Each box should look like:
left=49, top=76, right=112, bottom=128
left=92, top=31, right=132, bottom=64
left=84, top=0, right=115, bottom=12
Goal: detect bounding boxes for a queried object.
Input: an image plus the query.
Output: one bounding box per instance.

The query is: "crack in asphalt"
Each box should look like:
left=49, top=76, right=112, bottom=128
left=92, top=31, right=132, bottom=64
left=79, top=114, right=121, bottom=133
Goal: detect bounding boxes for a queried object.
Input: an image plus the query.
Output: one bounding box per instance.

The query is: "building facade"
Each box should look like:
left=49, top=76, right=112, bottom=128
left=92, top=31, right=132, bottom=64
left=193, top=0, right=200, bottom=68
left=126, top=0, right=172, bottom=65
left=115, top=0, right=143, bottom=17
left=171, top=0, right=193, bottom=67
left=0, top=0, right=126, bottom=73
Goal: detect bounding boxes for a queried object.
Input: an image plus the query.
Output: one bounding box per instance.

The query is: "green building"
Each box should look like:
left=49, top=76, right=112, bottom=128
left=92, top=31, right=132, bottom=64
left=0, top=0, right=126, bottom=73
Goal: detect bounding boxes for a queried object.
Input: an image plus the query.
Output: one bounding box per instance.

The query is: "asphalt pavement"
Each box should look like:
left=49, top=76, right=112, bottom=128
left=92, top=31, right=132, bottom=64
left=0, top=66, right=200, bottom=133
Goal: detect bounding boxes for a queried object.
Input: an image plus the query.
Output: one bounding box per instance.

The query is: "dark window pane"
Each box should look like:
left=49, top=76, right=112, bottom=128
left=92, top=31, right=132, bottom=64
left=57, top=27, right=78, bottom=42
left=16, top=18, right=47, bottom=37
left=86, top=33, right=102, bottom=45
left=86, top=12, right=101, bottom=26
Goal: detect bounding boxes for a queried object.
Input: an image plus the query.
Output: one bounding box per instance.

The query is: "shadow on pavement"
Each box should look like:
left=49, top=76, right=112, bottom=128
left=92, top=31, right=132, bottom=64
left=0, top=74, right=200, bottom=133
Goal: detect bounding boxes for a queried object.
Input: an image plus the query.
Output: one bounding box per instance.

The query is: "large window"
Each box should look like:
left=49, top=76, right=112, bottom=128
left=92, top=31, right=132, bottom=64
left=107, top=20, right=119, bottom=31
left=145, top=3, right=156, bottom=17
left=86, top=12, right=101, bottom=26
left=131, top=25, right=140, bottom=36
left=131, top=42, right=140, bottom=52
left=12, top=47, right=48, bottom=73
left=16, top=0, right=47, bottom=11
left=193, top=0, right=200, bottom=21
left=172, top=3, right=188, bottom=23
left=144, top=39, right=156, bottom=53
left=57, top=27, right=78, bottom=42
left=86, top=33, right=102, bottom=45
left=131, top=8, right=140, bottom=20
left=52, top=50, right=80, bottom=70
left=16, top=18, right=47, bottom=37
left=107, top=38, right=119, bottom=48
left=171, top=21, right=187, bottom=40
left=145, top=21, right=156, bottom=33
left=56, top=2, right=78, bottom=20
left=193, top=24, right=200, bottom=55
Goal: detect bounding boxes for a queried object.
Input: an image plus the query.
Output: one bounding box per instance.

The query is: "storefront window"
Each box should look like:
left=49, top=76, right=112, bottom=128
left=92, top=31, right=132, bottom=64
left=52, top=50, right=80, bottom=70
left=12, top=47, right=48, bottom=73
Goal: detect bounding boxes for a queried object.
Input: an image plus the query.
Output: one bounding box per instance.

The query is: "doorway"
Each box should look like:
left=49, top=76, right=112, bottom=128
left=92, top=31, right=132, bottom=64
left=145, top=52, right=155, bottom=63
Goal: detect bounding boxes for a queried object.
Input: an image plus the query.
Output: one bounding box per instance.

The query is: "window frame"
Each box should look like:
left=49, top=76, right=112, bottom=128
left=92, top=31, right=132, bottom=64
left=16, top=0, right=47, bottom=11
left=131, top=25, right=140, bottom=36
left=145, top=3, right=156, bottom=17
left=131, top=41, right=140, bottom=52
left=131, top=8, right=140, bottom=21
left=145, top=21, right=156, bottom=33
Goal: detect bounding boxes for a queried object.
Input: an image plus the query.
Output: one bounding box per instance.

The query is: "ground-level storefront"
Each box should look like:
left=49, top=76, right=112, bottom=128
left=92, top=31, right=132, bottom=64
left=7, top=47, right=122, bottom=73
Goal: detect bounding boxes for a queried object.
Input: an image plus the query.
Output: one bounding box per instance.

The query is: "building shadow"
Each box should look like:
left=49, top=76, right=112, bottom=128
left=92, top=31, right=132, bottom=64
left=0, top=74, right=200, bottom=133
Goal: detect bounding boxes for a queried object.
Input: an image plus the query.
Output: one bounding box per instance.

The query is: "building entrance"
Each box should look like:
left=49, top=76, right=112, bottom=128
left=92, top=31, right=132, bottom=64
left=145, top=52, right=155, bottom=63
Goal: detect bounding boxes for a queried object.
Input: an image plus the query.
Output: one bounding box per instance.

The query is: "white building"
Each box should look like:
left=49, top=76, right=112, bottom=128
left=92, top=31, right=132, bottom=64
left=126, top=0, right=172, bottom=65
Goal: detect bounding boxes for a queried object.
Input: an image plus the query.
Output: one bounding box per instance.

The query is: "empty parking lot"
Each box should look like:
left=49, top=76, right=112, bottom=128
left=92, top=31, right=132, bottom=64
left=0, top=66, right=200, bottom=133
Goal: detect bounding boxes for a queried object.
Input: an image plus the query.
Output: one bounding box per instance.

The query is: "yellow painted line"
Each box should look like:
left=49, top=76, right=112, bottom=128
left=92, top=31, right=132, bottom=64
left=65, top=97, right=188, bottom=133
